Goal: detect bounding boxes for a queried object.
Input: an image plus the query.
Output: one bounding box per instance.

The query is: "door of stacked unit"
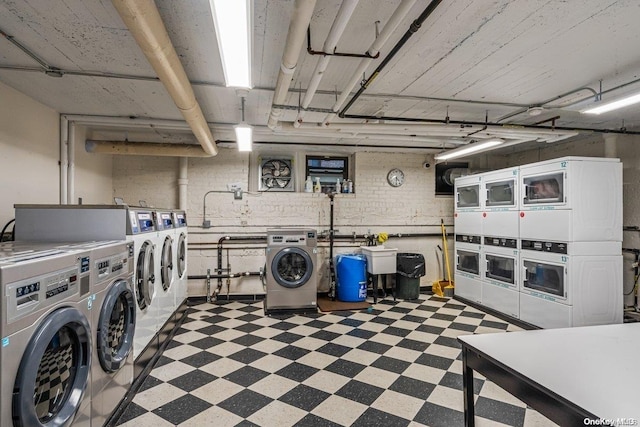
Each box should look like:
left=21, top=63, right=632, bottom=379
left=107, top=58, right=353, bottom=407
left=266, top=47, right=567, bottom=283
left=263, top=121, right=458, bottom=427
left=454, top=234, right=482, bottom=304
left=482, top=237, right=519, bottom=318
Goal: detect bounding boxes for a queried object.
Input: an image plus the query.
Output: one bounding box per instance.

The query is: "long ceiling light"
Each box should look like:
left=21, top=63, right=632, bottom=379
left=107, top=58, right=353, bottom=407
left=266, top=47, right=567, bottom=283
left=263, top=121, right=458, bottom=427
left=435, top=139, right=504, bottom=161
left=582, top=92, right=640, bottom=115
left=235, top=124, right=253, bottom=151
left=210, top=0, right=252, bottom=88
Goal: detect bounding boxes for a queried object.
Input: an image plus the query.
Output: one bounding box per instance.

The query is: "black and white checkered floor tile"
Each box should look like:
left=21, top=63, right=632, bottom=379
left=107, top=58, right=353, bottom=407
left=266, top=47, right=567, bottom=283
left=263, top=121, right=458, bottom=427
left=115, top=296, right=556, bottom=427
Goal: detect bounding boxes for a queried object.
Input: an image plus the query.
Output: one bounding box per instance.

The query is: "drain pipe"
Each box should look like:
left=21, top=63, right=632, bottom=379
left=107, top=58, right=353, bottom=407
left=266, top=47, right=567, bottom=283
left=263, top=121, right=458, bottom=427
left=338, top=0, right=443, bottom=118
left=59, top=115, right=69, bottom=204
left=112, top=0, right=217, bottom=156
left=321, top=0, right=419, bottom=126
left=604, top=134, right=618, bottom=158
left=178, top=158, right=188, bottom=210
left=67, top=121, right=76, bottom=204
left=267, top=0, right=317, bottom=129
left=294, top=0, right=359, bottom=127
left=217, top=236, right=267, bottom=296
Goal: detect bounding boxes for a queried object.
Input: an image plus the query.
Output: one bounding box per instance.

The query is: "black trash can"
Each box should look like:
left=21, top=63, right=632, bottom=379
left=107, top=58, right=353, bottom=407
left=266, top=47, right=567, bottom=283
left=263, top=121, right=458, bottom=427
left=395, top=253, right=426, bottom=300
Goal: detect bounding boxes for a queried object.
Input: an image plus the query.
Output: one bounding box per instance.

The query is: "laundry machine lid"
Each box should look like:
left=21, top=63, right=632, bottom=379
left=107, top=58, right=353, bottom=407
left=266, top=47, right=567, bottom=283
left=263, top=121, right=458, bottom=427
left=161, top=235, right=174, bottom=291
left=13, top=306, right=91, bottom=427
left=270, top=247, right=313, bottom=289
left=97, top=279, right=136, bottom=373
left=135, top=241, right=155, bottom=309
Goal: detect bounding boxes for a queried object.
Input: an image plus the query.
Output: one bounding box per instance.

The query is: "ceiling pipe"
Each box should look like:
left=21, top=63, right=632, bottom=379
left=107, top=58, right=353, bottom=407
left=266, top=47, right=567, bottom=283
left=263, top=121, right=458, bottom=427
left=338, top=0, right=443, bottom=119
left=85, top=140, right=211, bottom=157
left=294, top=0, right=360, bottom=127
left=112, top=0, right=217, bottom=156
left=321, top=0, right=419, bottom=126
left=267, top=0, right=318, bottom=130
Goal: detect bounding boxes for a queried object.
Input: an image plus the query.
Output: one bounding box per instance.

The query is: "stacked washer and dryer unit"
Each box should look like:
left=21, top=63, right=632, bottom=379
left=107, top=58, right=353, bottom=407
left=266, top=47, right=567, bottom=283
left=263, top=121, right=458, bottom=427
left=453, top=157, right=623, bottom=329
left=265, top=229, right=318, bottom=315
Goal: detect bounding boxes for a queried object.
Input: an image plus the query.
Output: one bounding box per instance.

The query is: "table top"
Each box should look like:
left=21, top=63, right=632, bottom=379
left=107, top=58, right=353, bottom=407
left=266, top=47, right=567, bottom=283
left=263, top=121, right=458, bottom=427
left=458, top=323, right=640, bottom=421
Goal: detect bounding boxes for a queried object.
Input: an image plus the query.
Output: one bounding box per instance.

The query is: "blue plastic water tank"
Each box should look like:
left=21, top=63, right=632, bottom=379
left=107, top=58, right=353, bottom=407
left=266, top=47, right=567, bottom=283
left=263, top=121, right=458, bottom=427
left=336, top=254, right=368, bottom=302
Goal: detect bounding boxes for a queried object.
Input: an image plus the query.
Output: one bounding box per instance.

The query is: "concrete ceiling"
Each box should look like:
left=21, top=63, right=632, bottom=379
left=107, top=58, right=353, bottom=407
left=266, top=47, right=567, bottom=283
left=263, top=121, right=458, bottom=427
left=1, top=0, right=640, bottom=156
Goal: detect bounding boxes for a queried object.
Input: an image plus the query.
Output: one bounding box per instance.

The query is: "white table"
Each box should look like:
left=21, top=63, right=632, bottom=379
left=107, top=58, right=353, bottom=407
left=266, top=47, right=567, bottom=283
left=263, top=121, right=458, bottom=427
left=458, top=323, right=640, bottom=426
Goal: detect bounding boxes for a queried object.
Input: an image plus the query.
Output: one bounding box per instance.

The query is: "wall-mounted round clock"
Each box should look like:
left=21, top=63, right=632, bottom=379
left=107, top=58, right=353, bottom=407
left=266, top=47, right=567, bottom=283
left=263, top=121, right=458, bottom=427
left=387, top=168, right=405, bottom=187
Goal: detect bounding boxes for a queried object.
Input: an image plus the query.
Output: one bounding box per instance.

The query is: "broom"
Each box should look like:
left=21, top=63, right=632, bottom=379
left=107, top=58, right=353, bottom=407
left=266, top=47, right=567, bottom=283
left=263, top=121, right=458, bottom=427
left=441, top=219, right=455, bottom=297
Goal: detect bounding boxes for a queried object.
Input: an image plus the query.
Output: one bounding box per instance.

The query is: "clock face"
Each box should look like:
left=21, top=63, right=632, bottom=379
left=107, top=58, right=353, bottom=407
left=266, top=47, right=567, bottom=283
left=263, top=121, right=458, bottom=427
left=387, top=168, right=405, bottom=187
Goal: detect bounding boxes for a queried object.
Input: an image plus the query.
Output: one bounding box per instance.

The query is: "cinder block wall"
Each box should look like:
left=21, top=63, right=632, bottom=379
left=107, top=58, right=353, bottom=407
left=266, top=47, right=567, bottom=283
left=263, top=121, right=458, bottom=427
left=113, top=148, right=455, bottom=297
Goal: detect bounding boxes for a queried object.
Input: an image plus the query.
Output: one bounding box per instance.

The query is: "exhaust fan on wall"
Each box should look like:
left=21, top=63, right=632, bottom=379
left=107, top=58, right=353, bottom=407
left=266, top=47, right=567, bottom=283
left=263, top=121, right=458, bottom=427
left=259, top=157, right=294, bottom=191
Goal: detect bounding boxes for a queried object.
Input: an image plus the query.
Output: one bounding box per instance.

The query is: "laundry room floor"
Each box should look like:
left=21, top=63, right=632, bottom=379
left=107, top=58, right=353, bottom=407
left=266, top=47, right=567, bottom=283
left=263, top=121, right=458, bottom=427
left=114, top=296, right=556, bottom=427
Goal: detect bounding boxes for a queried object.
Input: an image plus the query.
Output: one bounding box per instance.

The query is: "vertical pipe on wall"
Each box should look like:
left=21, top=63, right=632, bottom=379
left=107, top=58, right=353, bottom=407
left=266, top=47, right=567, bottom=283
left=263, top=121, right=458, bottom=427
left=604, top=134, right=618, bottom=158
left=178, top=157, right=188, bottom=210
left=67, top=121, right=76, bottom=204
left=59, top=115, right=69, bottom=204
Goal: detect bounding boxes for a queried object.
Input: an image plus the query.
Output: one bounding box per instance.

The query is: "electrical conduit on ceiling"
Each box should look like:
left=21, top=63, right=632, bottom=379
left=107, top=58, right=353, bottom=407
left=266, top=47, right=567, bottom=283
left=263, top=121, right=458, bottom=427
left=293, top=0, right=360, bottom=127
left=267, top=0, right=318, bottom=130
left=111, top=0, right=217, bottom=156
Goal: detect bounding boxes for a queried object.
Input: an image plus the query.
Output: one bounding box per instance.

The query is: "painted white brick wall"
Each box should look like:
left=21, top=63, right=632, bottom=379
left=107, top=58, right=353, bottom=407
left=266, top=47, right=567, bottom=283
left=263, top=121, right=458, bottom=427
left=112, top=148, right=455, bottom=297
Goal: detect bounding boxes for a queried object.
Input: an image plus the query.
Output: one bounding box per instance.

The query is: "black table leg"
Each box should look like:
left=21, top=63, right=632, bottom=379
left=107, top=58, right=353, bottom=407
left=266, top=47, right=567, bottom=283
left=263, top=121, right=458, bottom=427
left=462, top=347, right=475, bottom=427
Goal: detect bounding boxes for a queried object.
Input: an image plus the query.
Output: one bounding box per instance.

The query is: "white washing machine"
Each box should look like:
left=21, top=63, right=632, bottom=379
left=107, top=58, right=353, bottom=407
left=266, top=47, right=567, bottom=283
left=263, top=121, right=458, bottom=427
left=265, top=229, right=318, bottom=315
left=154, top=209, right=176, bottom=331
left=519, top=156, right=622, bottom=242
left=172, top=210, right=188, bottom=308
left=482, top=167, right=519, bottom=238
left=126, top=208, right=160, bottom=360
left=454, top=174, right=483, bottom=236
left=0, top=246, right=93, bottom=427
left=519, top=240, right=622, bottom=329
left=481, top=237, right=519, bottom=318
left=453, top=234, right=482, bottom=304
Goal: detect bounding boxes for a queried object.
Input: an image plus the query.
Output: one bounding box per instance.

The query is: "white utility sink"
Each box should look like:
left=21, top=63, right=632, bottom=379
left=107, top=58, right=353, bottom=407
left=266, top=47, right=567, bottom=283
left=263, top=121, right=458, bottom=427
left=360, top=246, right=398, bottom=274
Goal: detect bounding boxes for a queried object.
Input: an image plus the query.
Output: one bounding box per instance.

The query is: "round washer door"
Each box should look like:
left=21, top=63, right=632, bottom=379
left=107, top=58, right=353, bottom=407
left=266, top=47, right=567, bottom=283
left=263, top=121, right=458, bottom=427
left=177, top=233, right=187, bottom=279
left=161, top=235, right=174, bottom=291
left=13, top=306, right=91, bottom=427
left=270, top=247, right=313, bottom=289
left=97, top=279, right=136, bottom=373
left=136, top=241, right=155, bottom=309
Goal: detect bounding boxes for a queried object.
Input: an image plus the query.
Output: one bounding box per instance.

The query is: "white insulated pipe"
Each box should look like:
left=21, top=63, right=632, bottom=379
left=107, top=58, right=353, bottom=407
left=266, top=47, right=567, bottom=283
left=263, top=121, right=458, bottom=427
left=178, top=157, right=188, bottom=210
left=604, top=134, right=618, bottom=158
left=67, top=121, right=76, bottom=204
left=322, top=0, right=418, bottom=126
left=59, top=115, right=69, bottom=204
left=267, top=0, right=317, bottom=129
left=112, top=0, right=217, bottom=156
left=85, top=140, right=211, bottom=157
left=294, top=0, right=359, bottom=127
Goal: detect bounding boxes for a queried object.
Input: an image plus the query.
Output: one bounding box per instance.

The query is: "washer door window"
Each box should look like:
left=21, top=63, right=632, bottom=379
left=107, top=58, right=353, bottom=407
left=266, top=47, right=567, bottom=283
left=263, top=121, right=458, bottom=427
left=13, top=306, right=91, bottom=427
left=523, top=260, right=565, bottom=297
left=136, top=241, right=155, bottom=309
left=161, top=236, right=174, bottom=291
left=456, top=249, right=480, bottom=276
left=271, top=247, right=313, bottom=288
left=97, top=280, right=136, bottom=373
left=177, top=233, right=187, bottom=279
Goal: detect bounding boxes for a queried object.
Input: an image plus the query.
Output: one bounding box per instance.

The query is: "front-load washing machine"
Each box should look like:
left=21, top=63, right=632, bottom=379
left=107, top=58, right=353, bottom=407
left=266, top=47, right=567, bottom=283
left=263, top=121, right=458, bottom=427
left=0, top=246, right=93, bottom=427
left=88, top=241, right=135, bottom=427
left=126, top=208, right=160, bottom=360
left=265, top=229, right=318, bottom=315
left=154, top=210, right=176, bottom=332
left=172, top=210, right=188, bottom=308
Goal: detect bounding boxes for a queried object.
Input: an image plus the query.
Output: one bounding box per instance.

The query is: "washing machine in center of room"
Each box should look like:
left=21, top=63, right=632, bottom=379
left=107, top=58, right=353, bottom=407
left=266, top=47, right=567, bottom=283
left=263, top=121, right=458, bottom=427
left=154, top=209, right=176, bottom=334
left=265, top=229, right=318, bottom=315
left=0, top=246, right=93, bottom=427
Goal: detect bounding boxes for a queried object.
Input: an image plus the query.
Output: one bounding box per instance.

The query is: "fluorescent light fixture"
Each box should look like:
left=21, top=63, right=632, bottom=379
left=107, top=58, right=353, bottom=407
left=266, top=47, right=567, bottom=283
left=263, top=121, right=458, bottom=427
left=235, top=124, right=253, bottom=152
left=582, top=92, right=640, bottom=115
left=435, top=139, right=504, bottom=161
left=210, top=0, right=252, bottom=88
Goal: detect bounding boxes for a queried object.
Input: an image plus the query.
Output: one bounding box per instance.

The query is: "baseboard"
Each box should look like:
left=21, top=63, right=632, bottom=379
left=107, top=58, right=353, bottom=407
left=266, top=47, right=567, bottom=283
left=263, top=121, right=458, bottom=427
left=453, top=295, right=539, bottom=331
